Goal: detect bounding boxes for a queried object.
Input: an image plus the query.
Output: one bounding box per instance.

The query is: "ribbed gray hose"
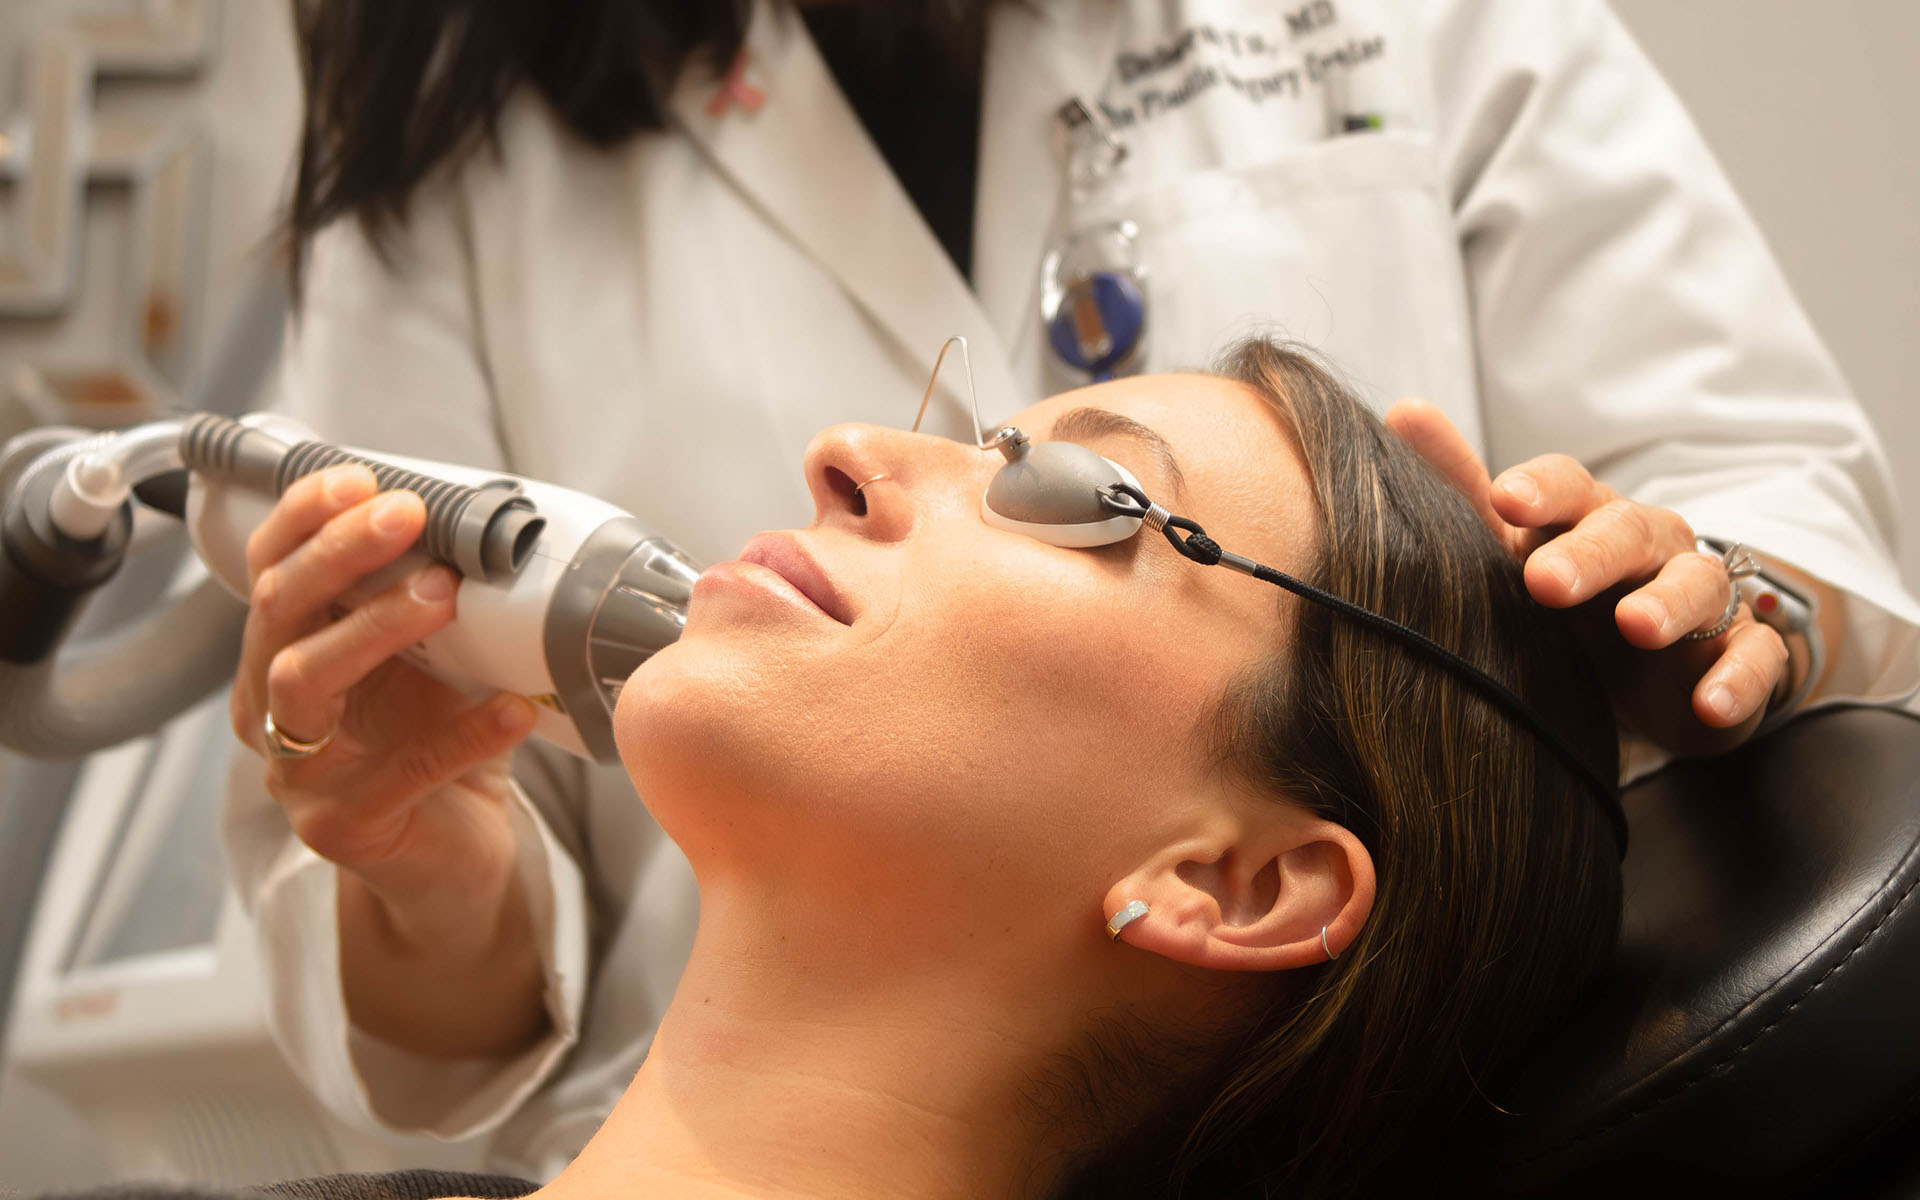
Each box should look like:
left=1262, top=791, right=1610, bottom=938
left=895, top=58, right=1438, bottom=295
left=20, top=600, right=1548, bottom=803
left=0, top=574, right=245, bottom=759
left=177, top=413, right=545, bottom=580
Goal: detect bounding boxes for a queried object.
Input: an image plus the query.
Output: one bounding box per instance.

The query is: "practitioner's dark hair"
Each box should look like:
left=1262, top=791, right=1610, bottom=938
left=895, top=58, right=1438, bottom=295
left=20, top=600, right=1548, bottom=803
left=286, top=0, right=746, bottom=290
left=1046, top=340, right=1623, bottom=1198
left=283, top=0, right=984, bottom=291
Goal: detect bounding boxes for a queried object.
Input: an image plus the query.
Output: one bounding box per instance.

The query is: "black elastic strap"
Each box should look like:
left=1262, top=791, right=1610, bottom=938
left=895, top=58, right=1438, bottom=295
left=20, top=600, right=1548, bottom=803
left=1102, top=484, right=1628, bottom=856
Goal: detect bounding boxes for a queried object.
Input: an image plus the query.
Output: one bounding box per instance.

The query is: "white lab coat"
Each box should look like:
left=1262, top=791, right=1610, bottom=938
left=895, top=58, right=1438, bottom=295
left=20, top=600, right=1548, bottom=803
left=221, top=0, right=1920, bottom=1177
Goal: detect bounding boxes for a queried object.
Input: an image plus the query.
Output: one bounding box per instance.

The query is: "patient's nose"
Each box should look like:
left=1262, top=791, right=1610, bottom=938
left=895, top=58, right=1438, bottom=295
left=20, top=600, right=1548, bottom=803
left=802, top=423, right=979, bottom=541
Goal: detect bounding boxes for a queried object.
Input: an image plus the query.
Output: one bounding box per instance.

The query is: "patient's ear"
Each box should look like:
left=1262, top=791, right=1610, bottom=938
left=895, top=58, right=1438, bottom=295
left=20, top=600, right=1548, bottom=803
left=1103, top=803, right=1375, bottom=972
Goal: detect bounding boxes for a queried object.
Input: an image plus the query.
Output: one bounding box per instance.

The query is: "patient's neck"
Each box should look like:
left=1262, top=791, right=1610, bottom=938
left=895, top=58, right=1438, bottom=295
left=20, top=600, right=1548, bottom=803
left=542, top=880, right=1093, bottom=1200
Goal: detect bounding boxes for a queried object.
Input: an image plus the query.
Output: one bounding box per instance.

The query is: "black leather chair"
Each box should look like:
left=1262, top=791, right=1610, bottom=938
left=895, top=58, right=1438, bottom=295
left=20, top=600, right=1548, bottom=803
left=1450, top=704, right=1920, bottom=1196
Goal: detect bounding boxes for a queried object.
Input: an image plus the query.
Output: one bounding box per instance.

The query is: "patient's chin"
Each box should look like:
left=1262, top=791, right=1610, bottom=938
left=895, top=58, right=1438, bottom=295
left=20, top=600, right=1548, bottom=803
left=614, top=642, right=935, bottom=880
left=611, top=639, right=817, bottom=839
left=614, top=642, right=734, bottom=804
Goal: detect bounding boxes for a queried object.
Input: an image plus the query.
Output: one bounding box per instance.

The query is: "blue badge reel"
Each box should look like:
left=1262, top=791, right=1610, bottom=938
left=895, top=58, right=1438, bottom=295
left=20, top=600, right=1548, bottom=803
left=1040, top=219, right=1148, bottom=383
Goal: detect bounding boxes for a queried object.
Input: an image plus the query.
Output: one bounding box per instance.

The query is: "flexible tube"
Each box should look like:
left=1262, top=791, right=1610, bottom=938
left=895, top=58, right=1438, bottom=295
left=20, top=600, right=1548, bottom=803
left=0, top=260, right=282, bottom=760
left=0, top=572, right=245, bottom=758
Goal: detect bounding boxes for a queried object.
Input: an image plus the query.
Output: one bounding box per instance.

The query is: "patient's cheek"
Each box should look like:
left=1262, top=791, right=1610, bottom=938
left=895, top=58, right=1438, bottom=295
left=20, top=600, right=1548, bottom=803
left=1016, top=594, right=1224, bottom=724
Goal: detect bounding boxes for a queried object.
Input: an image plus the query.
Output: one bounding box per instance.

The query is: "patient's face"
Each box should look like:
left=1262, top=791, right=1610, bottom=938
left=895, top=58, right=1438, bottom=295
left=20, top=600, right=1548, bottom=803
left=617, top=373, right=1319, bottom=933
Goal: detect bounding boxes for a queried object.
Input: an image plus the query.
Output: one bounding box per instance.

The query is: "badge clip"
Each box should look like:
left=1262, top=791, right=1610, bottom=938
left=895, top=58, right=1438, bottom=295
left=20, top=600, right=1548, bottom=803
left=1042, top=98, right=1147, bottom=383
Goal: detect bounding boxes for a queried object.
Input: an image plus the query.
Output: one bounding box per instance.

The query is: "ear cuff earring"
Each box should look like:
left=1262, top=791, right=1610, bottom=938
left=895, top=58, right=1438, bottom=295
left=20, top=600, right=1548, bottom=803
left=1106, top=899, right=1149, bottom=941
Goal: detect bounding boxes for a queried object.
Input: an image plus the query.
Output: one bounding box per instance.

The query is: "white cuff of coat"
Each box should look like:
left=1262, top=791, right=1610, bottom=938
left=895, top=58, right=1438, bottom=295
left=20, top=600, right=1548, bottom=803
left=250, top=781, right=590, bottom=1140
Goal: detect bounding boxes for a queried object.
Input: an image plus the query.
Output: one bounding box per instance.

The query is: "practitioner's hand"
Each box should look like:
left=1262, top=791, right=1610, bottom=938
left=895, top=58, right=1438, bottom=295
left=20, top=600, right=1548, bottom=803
left=228, top=463, right=538, bottom=950
left=1385, top=402, right=1788, bottom=757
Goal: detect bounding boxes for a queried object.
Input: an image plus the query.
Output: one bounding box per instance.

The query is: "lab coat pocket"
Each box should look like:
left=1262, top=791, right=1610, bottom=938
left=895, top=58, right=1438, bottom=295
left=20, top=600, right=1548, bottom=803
left=1117, top=131, right=1478, bottom=425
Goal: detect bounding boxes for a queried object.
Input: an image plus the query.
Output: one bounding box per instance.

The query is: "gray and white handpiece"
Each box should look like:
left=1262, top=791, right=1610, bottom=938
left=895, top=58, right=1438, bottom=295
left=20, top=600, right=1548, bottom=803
left=0, top=412, right=702, bottom=762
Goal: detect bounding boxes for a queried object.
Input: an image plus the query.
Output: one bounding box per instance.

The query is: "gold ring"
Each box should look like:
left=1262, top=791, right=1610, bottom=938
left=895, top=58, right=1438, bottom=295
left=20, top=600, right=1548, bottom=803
left=264, top=711, right=334, bottom=760
left=852, top=473, right=890, bottom=496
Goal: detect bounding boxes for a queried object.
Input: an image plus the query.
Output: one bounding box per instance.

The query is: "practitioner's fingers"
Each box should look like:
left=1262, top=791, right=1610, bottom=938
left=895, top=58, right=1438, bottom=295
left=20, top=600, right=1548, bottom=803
left=1693, top=618, right=1791, bottom=729
left=380, top=693, right=539, bottom=811
left=261, top=565, right=459, bottom=748
left=232, top=481, right=428, bottom=753
left=243, top=464, right=378, bottom=578
left=243, top=489, right=426, bottom=676
left=1614, top=549, right=1735, bottom=649
left=278, top=688, right=534, bottom=872
left=1490, top=452, right=1619, bottom=532
left=1385, top=399, right=1506, bottom=536
left=1522, top=498, right=1697, bottom=608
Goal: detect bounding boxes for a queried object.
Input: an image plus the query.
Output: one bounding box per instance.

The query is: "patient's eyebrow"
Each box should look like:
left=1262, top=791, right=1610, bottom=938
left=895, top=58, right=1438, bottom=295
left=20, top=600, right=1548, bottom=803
left=1048, top=406, right=1189, bottom=499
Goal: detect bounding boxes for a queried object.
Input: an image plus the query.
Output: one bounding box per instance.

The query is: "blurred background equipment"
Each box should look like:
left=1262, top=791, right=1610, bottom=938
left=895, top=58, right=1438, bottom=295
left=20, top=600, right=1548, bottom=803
left=0, top=0, right=221, bottom=426
left=3, top=693, right=489, bottom=1186
left=0, top=1, right=485, bottom=1189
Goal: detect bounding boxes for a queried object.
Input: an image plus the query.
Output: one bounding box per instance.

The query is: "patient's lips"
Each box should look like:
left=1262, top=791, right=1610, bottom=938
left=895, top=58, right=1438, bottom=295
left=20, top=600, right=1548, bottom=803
left=734, top=532, right=855, bottom=626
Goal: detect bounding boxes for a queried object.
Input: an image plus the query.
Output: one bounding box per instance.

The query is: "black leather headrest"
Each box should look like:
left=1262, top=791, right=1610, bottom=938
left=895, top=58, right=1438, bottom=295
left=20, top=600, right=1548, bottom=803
left=1464, top=705, right=1920, bottom=1194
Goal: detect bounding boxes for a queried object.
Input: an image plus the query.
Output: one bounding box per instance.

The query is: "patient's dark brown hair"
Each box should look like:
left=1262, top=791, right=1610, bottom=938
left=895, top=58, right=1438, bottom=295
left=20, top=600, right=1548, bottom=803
left=1048, top=339, right=1623, bottom=1198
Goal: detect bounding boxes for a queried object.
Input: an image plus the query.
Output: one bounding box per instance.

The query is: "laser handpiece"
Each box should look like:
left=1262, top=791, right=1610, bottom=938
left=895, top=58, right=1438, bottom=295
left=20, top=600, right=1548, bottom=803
left=0, top=412, right=701, bottom=762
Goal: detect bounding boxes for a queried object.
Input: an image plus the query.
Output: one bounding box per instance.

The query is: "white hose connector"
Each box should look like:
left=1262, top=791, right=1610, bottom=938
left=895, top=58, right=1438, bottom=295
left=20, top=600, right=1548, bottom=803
left=47, top=420, right=187, bottom=540
left=49, top=437, right=124, bottom=540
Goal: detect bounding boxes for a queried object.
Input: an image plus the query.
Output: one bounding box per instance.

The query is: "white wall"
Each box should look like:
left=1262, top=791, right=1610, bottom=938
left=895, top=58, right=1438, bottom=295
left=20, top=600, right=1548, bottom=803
left=1612, top=0, right=1920, bottom=592
left=0, top=0, right=300, bottom=419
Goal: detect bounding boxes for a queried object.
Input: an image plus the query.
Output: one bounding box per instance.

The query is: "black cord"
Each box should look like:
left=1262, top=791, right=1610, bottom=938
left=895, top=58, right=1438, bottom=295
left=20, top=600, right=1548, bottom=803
left=1100, top=484, right=1628, bottom=856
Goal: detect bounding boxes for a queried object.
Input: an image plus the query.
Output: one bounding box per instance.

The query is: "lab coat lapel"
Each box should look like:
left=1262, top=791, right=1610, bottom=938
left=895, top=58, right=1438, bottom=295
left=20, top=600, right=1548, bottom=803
left=672, top=0, right=1025, bottom=422
left=975, top=0, right=1125, bottom=368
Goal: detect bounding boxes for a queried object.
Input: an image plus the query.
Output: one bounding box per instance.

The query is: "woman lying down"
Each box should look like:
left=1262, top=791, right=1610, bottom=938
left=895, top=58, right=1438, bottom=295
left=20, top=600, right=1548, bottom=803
left=77, top=339, right=1625, bottom=1199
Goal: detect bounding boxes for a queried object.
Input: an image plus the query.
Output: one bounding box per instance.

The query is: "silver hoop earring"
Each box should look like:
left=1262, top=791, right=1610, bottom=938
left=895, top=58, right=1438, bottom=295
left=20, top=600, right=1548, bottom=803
left=1106, top=900, right=1149, bottom=941
left=1321, top=925, right=1337, bottom=962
